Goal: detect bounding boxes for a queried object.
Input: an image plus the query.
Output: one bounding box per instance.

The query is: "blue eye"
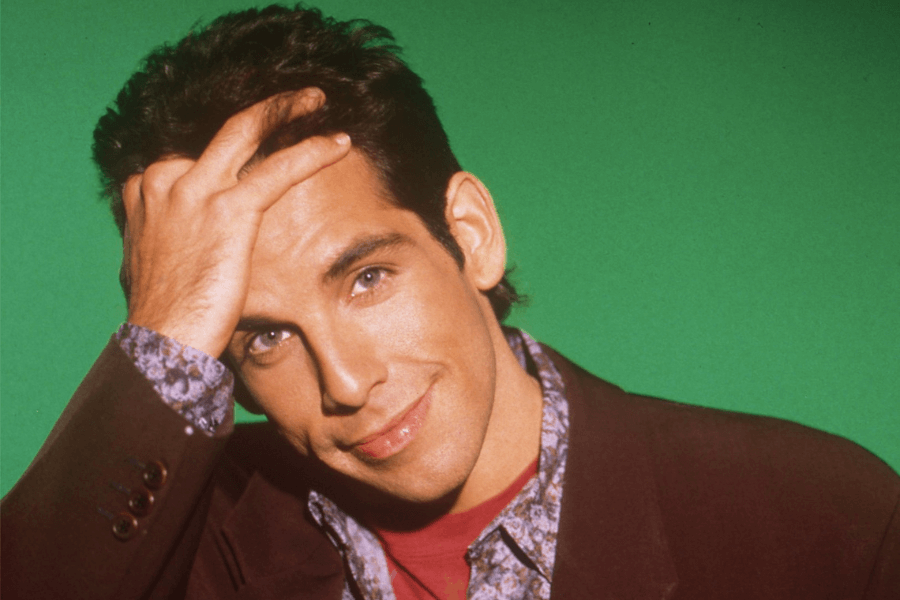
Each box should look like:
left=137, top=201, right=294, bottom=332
left=248, top=329, right=292, bottom=355
left=350, top=267, right=386, bottom=297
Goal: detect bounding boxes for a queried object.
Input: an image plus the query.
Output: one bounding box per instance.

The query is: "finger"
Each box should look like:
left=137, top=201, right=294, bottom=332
left=190, top=88, right=326, bottom=184
left=233, top=132, right=351, bottom=213
left=141, top=158, right=195, bottom=204
left=122, top=158, right=194, bottom=226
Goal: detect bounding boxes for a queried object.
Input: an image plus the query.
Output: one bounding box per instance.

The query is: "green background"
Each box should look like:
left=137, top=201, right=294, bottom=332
left=2, top=0, right=898, bottom=495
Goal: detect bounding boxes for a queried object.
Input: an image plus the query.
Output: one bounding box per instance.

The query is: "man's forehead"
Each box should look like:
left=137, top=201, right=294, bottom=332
left=251, top=152, right=427, bottom=277
left=259, top=149, right=390, bottom=223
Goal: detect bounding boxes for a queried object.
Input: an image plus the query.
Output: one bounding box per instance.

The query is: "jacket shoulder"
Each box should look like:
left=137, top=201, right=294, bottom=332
left=545, top=343, right=898, bottom=489
left=546, top=344, right=900, bottom=599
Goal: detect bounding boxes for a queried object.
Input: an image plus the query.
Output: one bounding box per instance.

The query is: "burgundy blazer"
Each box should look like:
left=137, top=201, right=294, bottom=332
left=2, top=340, right=898, bottom=599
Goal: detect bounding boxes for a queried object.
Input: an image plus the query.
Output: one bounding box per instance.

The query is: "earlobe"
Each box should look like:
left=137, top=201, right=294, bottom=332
left=445, top=172, right=506, bottom=291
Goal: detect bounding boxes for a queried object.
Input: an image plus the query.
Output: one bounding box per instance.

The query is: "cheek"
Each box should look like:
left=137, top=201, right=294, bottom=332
left=242, top=359, right=320, bottom=455
left=385, top=269, right=498, bottom=408
left=375, top=270, right=493, bottom=368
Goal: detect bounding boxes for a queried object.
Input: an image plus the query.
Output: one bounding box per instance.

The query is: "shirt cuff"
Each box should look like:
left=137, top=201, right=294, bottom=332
left=115, top=323, right=234, bottom=436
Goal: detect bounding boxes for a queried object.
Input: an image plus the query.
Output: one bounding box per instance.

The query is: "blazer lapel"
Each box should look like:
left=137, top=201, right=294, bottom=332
left=216, top=445, right=345, bottom=600
left=547, top=348, right=678, bottom=600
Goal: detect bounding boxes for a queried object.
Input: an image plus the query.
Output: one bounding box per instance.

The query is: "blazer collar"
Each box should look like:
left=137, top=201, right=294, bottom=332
left=547, top=347, right=678, bottom=600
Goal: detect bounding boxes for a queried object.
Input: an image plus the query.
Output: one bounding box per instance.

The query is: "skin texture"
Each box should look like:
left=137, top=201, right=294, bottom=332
left=123, top=92, right=543, bottom=518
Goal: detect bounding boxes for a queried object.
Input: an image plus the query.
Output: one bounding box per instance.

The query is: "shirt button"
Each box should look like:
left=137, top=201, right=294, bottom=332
left=142, top=460, right=168, bottom=489
left=128, top=490, right=155, bottom=517
left=111, top=513, right=138, bottom=541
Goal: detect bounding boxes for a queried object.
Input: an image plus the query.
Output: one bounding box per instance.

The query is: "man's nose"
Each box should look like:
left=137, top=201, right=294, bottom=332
left=309, top=325, right=387, bottom=414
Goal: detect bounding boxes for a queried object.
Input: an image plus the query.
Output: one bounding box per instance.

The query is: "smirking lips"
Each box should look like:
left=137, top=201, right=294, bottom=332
left=355, top=389, right=433, bottom=459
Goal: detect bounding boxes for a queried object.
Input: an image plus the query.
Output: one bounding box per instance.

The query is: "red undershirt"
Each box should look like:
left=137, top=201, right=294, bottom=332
left=373, top=457, right=539, bottom=600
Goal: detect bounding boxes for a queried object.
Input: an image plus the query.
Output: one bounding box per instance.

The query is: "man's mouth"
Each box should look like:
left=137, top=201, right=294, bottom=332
left=354, top=387, right=433, bottom=460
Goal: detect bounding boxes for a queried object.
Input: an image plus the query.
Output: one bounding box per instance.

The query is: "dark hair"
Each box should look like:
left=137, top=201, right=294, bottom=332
left=92, top=4, right=521, bottom=320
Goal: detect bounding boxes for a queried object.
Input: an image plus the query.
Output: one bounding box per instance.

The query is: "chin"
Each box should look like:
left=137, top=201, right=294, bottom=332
left=312, top=450, right=474, bottom=527
left=347, top=469, right=468, bottom=530
left=366, top=451, right=473, bottom=503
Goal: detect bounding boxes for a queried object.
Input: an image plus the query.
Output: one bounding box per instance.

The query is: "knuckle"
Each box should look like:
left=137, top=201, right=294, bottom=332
left=237, top=170, right=277, bottom=202
left=167, top=177, right=194, bottom=202
left=207, top=191, right=238, bottom=218
left=141, top=172, right=170, bottom=199
left=263, top=150, right=295, bottom=175
left=142, top=158, right=196, bottom=201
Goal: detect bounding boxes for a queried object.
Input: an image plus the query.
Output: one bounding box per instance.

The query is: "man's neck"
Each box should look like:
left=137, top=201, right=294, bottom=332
left=445, top=325, right=544, bottom=514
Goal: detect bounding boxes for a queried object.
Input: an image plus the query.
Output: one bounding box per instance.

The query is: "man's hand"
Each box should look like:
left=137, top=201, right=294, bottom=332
left=122, top=89, right=350, bottom=357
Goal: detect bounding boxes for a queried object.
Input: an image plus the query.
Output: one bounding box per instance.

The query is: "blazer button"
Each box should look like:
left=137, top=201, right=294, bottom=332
left=142, top=460, right=168, bottom=489
left=112, top=513, right=138, bottom=541
left=128, top=490, right=155, bottom=517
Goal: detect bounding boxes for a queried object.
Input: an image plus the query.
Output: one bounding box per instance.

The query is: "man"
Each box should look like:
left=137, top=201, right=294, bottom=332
left=2, top=4, right=898, bottom=599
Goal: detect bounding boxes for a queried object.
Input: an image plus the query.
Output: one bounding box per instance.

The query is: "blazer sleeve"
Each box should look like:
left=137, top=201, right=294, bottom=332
left=1, top=337, right=233, bottom=599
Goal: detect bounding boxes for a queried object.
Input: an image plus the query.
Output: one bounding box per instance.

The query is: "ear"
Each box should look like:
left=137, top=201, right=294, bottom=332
left=445, top=172, right=506, bottom=291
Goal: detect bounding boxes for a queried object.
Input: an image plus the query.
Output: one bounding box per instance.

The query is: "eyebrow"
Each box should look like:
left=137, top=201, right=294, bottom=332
left=234, top=316, right=286, bottom=332
left=233, top=233, right=413, bottom=335
left=323, top=232, right=413, bottom=283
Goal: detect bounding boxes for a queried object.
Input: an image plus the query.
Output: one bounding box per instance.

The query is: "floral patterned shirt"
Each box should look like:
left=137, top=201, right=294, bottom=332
left=116, top=323, right=232, bottom=434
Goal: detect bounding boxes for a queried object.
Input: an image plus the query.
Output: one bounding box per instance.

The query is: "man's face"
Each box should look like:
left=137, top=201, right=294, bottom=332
left=227, top=150, right=502, bottom=506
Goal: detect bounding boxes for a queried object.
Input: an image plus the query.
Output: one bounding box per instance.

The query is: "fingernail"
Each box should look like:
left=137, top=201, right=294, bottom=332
left=335, top=133, right=351, bottom=145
